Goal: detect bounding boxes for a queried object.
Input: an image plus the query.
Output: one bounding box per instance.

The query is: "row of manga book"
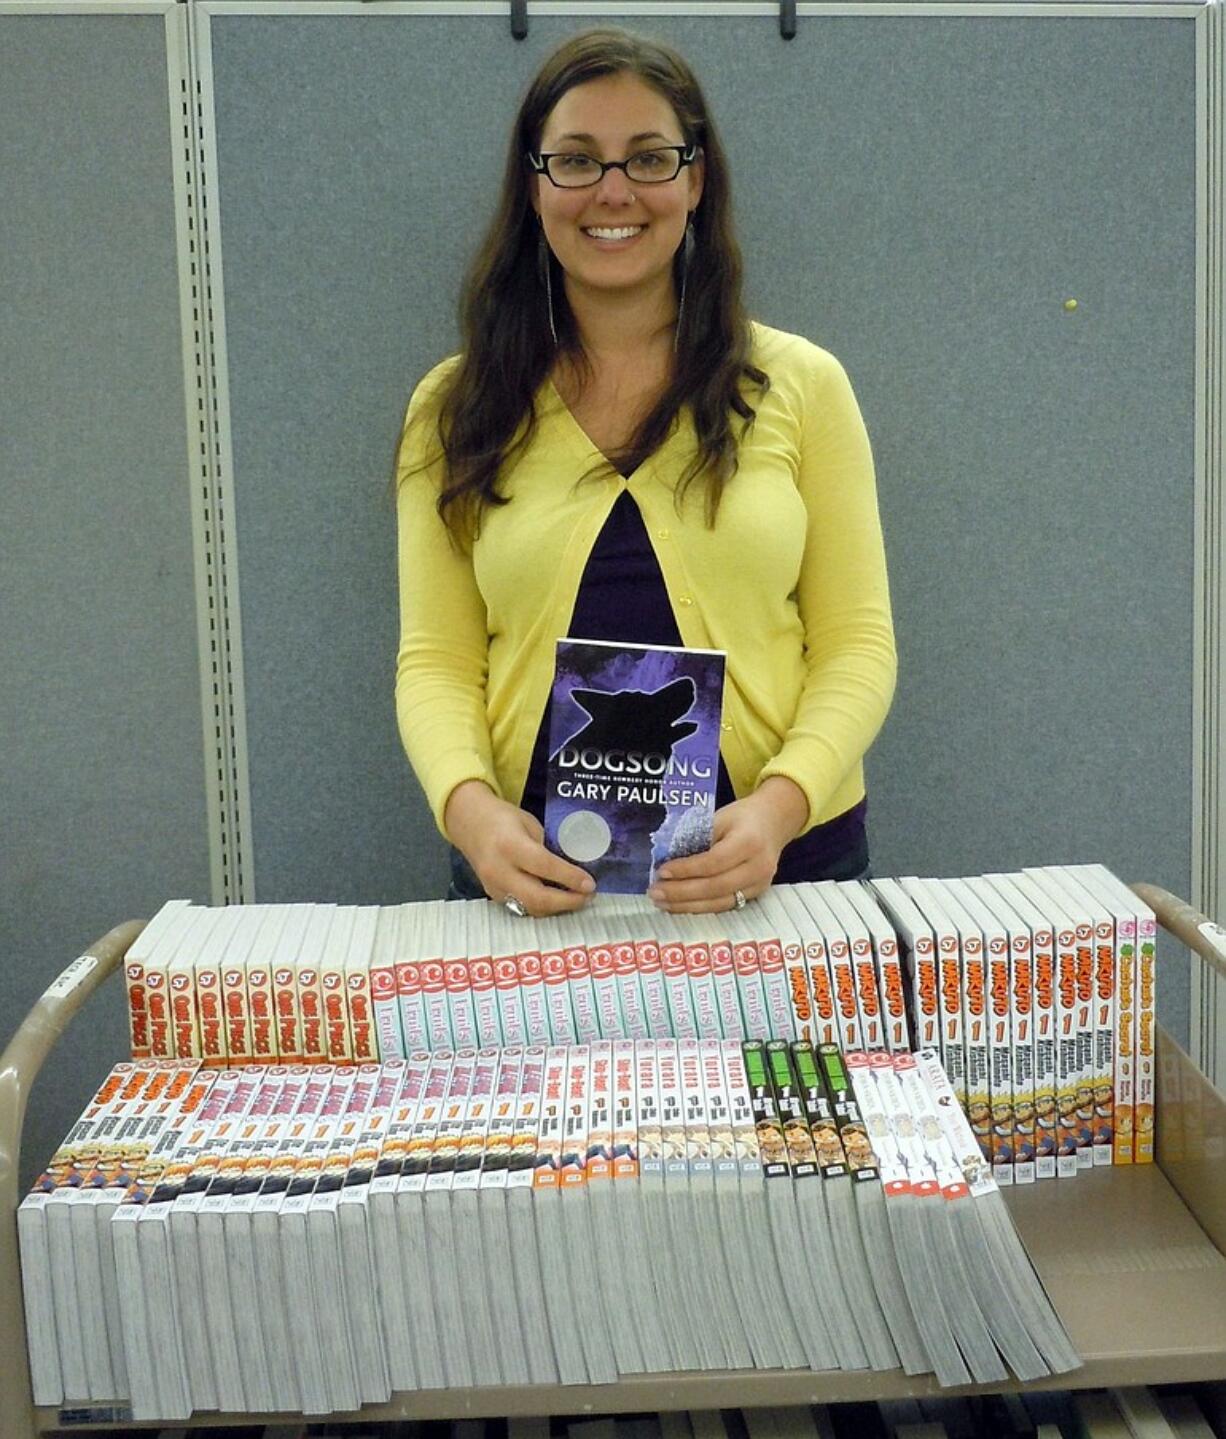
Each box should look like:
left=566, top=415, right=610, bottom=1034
left=20, top=1039, right=1078, bottom=1423
left=119, top=865, right=1156, bottom=1183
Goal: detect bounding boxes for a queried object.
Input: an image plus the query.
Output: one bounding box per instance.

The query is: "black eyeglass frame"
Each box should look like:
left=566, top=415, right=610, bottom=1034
left=527, top=142, right=701, bottom=189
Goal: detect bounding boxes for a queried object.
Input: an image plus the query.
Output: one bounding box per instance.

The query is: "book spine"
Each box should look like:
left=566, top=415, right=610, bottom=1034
left=860, top=902, right=909, bottom=1053
left=722, top=1041, right=763, bottom=1184
left=446, top=956, right=480, bottom=1051
left=986, top=928, right=1015, bottom=1184
left=426, top=1049, right=474, bottom=1188
left=373, top=1052, right=429, bottom=1182
left=1111, top=909, right=1137, bottom=1164
left=495, top=955, right=527, bottom=1046
left=731, top=936, right=770, bottom=1042
left=561, top=1045, right=591, bottom=1187
left=589, top=937, right=625, bottom=1040
left=454, top=1048, right=498, bottom=1188
left=849, top=931, right=884, bottom=1052
left=758, top=934, right=795, bottom=1042
left=346, top=963, right=377, bottom=1065
left=470, top=956, right=504, bottom=1048
left=271, top=960, right=301, bottom=1066
left=824, top=923, right=863, bottom=1053
left=1008, top=926, right=1037, bottom=1184
left=815, top=1044, right=879, bottom=1186
left=517, top=948, right=551, bottom=1045
left=657, top=1039, right=686, bottom=1175
left=169, top=960, right=201, bottom=1062
left=145, top=947, right=173, bottom=1061
left=481, top=1046, right=522, bottom=1190
left=1071, top=913, right=1096, bottom=1162
left=565, top=944, right=601, bottom=1043
left=422, top=958, right=453, bottom=1051
left=508, top=1046, right=546, bottom=1189
left=533, top=1048, right=568, bottom=1189
left=125, top=952, right=150, bottom=1060
left=660, top=933, right=698, bottom=1038
left=297, top=958, right=327, bottom=1064
left=395, top=958, right=429, bottom=1055
left=915, top=1047, right=997, bottom=1197
left=740, top=1041, right=790, bottom=1178
left=611, top=1039, right=639, bottom=1180
left=370, top=957, right=402, bottom=1061
left=843, top=1051, right=909, bottom=1196
left=1052, top=917, right=1081, bottom=1175
left=1136, top=911, right=1156, bottom=1163
left=893, top=1051, right=970, bottom=1201
left=636, top=1041, right=662, bottom=1179
left=1027, top=914, right=1058, bottom=1179
left=541, top=947, right=577, bottom=1043
left=634, top=933, right=673, bottom=1040
left=401, top=1051, right=453, bottom=1192
left=680, top=1039, right=714, bottom=1187
left=683, top=935, right=721, bottom=1039
left=1091, top=912, right=1116, bottom=1164
left=709, top=933, right=746, bottom=1040
left=778, top=924, right=815, bottom=1045
left=612, top=936, right=650, bottom=1040
left=248, top=953, right=278, bottom=1064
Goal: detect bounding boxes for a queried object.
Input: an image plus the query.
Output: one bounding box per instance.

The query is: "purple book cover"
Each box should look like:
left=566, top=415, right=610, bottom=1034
left=544, top=638, right=726, bottom=894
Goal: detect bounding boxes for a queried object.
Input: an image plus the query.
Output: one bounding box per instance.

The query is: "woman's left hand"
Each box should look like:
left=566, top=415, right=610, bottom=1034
left=647, top=775, right=810, bottom=913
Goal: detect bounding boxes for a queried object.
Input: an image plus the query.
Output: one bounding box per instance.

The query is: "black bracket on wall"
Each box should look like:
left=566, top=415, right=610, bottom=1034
left=779, top=0, right=798, bottom=39
left=511, top=0, right=528, bottom=39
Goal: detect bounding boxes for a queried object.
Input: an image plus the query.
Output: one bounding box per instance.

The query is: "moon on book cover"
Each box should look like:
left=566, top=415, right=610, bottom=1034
left=557, top=809, right=612, bottom=862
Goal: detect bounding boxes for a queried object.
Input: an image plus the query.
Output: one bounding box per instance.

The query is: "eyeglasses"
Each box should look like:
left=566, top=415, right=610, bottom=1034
left=528, top=143, right=700, bottom=189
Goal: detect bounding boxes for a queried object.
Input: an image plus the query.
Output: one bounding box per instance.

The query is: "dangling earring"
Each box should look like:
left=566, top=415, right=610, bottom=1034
left=538, top=221, right=558, bottom=346
left=674, top=214, right=696, bottom=353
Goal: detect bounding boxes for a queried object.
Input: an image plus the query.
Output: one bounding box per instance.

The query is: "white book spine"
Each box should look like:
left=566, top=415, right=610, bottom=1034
left=446, top=956, right=480, bottom=1050
left=565, top=943, right=601, bottom=1043
left=495, top=954, right=528, bottom=1044
left=634, top=932, right=674, bottom=1039
left=541, top=945, right=578, bottom=1042
left=517, top=947, right=551, bottom=1044
left=684, top=934, right=723, bottom=1039
left=708, top=931, right=746, bottom=1040
left=731, top=933, right=771, bottom=1041
left=589, top=937, right=626, bottom=1039
left=612, top=935, right=650, bottom=1039
left=660, top=932, right=698, bottom=1038
left=396, top=957, right=430, bottom=1053
left=470, top=956, right=504, bottom=1047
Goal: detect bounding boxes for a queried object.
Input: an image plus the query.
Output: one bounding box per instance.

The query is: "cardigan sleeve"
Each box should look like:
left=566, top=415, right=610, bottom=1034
left=394, top=360, right=503, bottom=836
left=754, top=347, right=897, bottom=829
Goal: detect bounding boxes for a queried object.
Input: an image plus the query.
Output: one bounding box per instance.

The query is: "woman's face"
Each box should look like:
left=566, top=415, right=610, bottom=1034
left=531, top=71, right=704, bottom=305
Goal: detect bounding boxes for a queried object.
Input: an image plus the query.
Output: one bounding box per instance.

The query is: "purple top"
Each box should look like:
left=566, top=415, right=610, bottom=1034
left=521, top=486, right=868, bottom=882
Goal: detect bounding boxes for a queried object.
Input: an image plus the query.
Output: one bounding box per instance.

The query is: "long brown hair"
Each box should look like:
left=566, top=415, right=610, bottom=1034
left=397, top=25, right=770, bottom=544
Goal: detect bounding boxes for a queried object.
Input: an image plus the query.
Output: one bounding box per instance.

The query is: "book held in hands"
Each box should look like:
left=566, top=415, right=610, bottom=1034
left=543, top=638, right=726, bottom=894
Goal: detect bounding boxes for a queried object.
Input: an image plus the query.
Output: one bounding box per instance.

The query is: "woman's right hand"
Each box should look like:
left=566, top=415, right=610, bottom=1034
left=444, top=780, right=595, bottom=917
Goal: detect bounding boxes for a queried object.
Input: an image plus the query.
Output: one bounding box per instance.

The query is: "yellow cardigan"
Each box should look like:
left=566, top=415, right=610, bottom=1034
left=395, top=320, right=896, bottom=840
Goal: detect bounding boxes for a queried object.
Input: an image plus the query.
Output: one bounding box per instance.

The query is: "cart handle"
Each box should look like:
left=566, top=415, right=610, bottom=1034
left=0, top=921, right=145, bottom=1229
left=1131, top=883, right=1226, bottom=980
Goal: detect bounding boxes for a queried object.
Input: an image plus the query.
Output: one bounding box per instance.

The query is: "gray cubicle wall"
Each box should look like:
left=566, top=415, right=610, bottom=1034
left=205, top=5, right=1195, bottom=1040
left=0, top=8, right=214, bottom=1179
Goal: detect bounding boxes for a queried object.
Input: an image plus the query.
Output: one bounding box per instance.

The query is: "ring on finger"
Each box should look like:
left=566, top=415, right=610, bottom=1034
left=733, top=889, right=747, bottom=911
left=504, top=895, right=528, bottom=918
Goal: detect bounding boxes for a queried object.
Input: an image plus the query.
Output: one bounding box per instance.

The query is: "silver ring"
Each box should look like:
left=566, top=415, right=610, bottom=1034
left=733, top=889, right=747, bottom=910
left=504, top=895, right=528, bottom=918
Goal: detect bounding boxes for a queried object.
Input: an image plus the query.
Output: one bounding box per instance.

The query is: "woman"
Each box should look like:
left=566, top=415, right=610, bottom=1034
left=395, top=27, right=896, bottom=919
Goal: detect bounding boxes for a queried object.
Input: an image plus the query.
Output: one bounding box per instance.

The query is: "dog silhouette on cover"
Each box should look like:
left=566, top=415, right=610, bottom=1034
left=562, top=675, right=704, bottom=885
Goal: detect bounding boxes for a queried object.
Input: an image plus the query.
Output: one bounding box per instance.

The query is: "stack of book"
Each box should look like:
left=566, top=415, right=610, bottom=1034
left=20, top=1039, right=1078, bottom=1419
left=121, top=866, right=1155, bottom=1182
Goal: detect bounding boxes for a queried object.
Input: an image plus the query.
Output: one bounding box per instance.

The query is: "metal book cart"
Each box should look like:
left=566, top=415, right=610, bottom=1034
left=3, top=885, right=1226, bottom=1438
